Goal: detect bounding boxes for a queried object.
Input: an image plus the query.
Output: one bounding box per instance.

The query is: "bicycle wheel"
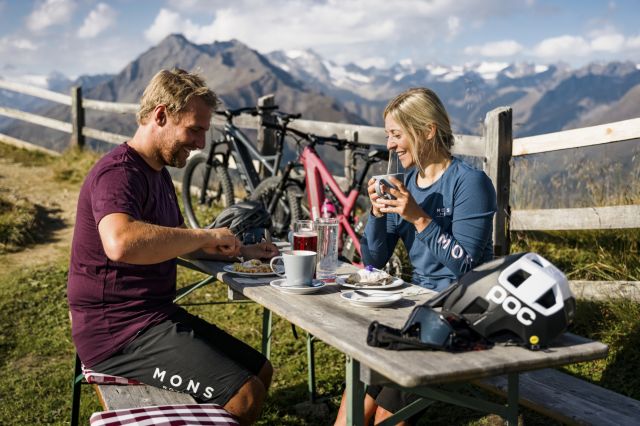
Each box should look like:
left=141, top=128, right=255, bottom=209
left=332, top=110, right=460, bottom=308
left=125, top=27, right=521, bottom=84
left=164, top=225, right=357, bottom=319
left=182, top=153, right=235, bottom=228
left=249, top=176, right=303, bottom=239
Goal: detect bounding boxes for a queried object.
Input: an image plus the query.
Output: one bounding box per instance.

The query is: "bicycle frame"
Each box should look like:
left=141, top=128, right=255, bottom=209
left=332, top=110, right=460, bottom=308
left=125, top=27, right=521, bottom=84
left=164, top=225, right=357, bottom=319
left=220, top=124, right=284, bottom=192
left=300, top=146, right=363, bottom=264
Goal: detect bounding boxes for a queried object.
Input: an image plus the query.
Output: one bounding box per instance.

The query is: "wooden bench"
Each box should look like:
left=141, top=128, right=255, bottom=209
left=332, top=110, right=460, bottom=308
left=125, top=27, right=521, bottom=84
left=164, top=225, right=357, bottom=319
left=94, top=382, right=197, bottom=411
left=90, top=383, right=239, bottom=425
left=475, top=367, right=640, bottom=425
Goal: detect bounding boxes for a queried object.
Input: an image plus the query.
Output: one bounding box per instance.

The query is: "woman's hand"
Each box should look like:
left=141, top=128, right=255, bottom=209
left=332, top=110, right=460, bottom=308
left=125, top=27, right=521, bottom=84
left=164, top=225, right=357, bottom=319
left=366, top=177, right=385, bottom=217
left=241, top=242, right=280, bottom=260
left=377, top=176, right=432, bottom=232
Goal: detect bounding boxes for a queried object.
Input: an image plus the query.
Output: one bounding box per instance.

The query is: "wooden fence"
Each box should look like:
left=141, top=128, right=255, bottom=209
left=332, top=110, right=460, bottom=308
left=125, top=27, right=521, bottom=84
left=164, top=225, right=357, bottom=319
left=1, top=79, right=639, bottom=295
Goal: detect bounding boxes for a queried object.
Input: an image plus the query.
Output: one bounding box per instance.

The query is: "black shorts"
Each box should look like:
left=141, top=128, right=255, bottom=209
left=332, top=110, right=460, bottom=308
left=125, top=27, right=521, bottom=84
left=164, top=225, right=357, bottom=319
left=91, top=308, right=267, bottom=406
left=366, top=385, right=424, bottom=425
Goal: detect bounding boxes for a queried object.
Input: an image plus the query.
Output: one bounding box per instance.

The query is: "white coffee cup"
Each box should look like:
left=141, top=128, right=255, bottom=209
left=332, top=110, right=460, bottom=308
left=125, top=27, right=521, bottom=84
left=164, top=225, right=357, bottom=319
left=373, top=173, right=404, bottom=200
left=270, top=250, right=317, bottom=287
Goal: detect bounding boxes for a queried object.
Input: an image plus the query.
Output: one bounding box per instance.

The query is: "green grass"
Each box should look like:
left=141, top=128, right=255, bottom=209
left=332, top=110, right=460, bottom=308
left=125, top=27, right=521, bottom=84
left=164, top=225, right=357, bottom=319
left=51, top=147, right=102, bottom=184
left=511, top=229, right=640, bottom=281
left=0, top=142, right=56, bottom=167
left=0, top=191, right=40, bottom=253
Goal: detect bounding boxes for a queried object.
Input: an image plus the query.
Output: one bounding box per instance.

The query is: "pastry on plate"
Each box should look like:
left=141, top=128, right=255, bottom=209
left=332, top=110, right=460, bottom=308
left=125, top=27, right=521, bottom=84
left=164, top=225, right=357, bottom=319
left=345, top=266, right=394, bottom=286
left=232, top=259, right=272, bottom=273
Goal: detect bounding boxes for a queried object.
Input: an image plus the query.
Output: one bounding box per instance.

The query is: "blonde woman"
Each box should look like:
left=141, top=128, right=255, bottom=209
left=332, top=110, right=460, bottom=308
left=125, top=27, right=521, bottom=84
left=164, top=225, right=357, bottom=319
left=335, top=88, right=496, bottom=425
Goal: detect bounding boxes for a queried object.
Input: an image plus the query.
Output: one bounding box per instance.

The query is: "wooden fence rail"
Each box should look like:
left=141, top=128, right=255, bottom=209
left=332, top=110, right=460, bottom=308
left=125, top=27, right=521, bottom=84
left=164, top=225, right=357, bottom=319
left=1, top=79, right=639, bottom=244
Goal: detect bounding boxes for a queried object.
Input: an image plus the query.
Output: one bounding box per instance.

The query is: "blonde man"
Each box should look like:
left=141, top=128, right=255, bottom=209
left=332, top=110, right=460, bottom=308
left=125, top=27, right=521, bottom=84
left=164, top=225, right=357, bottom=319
left=68, top=69, right=277, bottom=425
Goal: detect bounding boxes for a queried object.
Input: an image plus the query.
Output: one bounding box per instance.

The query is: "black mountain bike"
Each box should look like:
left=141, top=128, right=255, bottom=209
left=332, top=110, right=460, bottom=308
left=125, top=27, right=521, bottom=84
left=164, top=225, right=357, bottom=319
left=181, top=106, right=302, bottom=235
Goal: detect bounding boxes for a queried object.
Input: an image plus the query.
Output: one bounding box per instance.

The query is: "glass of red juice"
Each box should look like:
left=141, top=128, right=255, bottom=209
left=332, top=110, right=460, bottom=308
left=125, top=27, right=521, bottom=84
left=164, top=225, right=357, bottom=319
left=293, top=220, right=317, bottom=251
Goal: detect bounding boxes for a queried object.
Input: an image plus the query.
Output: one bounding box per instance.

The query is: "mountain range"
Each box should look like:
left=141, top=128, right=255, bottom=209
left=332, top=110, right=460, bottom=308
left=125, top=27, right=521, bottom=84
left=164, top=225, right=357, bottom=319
left=2, top=33, right=640, bottom=150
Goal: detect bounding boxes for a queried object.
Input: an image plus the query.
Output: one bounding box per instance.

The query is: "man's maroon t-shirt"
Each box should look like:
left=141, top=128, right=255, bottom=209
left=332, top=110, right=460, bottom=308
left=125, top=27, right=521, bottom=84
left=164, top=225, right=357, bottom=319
left=68, top=143, right=182, bottom=367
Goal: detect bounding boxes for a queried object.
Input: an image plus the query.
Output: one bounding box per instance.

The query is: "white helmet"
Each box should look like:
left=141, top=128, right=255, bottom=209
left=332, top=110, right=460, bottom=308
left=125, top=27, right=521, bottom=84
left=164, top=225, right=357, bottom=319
left=442, top=252, right=576, bottom=349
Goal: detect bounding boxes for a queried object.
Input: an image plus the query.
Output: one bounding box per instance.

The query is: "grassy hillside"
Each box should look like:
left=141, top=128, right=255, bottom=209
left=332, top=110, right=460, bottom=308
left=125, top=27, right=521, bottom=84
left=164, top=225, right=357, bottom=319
left=0, top=143, right=638, bottom=425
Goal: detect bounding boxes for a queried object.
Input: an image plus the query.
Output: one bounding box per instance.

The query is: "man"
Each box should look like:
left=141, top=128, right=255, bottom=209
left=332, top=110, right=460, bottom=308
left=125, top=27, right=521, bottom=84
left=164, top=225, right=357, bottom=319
left=68, top=68, right=278, bottom=425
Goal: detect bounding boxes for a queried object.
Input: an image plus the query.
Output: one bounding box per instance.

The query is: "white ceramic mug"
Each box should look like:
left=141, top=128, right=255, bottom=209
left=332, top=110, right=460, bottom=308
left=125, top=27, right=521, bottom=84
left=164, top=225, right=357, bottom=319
left=270, top=250, right=317, bottom=287
left=373, top=173, right=404, bottom=200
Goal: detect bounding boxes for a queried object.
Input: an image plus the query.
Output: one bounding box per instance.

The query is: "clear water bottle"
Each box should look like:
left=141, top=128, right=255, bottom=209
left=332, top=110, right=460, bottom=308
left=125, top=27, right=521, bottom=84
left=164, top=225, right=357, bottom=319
left=321, top=198, right=336, bottom=218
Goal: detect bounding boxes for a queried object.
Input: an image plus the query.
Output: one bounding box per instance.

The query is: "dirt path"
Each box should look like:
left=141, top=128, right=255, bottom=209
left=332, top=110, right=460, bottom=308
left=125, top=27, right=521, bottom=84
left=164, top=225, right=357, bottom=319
left=0, top=158, right=79, bottom=275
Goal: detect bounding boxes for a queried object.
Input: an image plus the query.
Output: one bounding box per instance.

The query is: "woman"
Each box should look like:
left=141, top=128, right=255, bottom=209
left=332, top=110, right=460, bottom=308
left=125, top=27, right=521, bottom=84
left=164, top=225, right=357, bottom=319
left=334, top=87, right=496, bottom=425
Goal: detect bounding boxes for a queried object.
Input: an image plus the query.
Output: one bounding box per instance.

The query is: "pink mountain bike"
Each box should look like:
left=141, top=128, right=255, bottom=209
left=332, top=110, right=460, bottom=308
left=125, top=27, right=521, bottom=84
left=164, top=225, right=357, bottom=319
left=249, top=117, right=405, bottom=276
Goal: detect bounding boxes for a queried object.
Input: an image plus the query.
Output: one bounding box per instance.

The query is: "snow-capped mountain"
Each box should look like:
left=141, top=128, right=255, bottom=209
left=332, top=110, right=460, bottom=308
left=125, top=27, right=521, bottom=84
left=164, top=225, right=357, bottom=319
left=268, top=49, right=640, bottom=135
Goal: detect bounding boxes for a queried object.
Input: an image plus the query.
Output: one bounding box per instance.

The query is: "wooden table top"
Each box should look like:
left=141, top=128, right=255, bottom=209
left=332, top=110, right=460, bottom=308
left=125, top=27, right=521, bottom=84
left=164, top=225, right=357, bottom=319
left=187, top=259, right=609, bottom=388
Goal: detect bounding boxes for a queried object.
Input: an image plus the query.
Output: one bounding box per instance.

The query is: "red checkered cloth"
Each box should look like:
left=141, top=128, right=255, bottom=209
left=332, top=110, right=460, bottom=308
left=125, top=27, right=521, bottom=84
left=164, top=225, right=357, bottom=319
left=82, top=364, right=141, bottom=385
left=89, top=404, right=239, bottom=426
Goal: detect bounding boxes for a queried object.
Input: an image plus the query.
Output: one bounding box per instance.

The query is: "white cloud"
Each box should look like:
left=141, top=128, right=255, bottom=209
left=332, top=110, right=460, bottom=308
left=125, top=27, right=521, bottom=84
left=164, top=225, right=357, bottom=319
left=627, top=35, right=640, bottom=49
left=533, top=35, right=591, bottom=58
left=26, top=0, right=75, bottom=32
left=447, top=16, right=460, bottom=39
left=532, top=32, right=636, bottom=60
left=145, top=5, right=395, bottom=48
left=590, top=33, right=625, bottom=52
left=144, top=9, right=203, bottom=43
left=144, top=0, right=519, bottom=66
left=77, top=3, right=117, bottom=39
left=464, top=40, right=524, bottom=57
left=0, top=36, right=37, bottom=52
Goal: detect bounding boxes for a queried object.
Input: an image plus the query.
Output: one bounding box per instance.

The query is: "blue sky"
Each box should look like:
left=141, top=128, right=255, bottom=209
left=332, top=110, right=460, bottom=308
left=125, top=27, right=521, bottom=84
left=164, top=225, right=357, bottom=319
left=1, top=0, right=638, bottom=83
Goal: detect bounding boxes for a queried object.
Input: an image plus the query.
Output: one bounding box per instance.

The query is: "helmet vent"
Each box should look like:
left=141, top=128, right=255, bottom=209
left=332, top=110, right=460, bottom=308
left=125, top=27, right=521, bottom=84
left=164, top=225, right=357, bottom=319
left=462, top=297, right=489, bottom=315
left=530, top=257, right=543, bottom=267
left=507, top=269, right=530, bottom=287
left=537, top=289, right=556, bottom=309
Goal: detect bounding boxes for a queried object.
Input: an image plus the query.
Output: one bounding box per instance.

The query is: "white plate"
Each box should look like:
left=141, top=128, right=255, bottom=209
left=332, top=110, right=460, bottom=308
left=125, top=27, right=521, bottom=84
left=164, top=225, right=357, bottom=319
left=270, top=279, right=326, bottom=294
left=341, top=290, right=402, bottom=307
left=223, top=264, right=283, bottom=277
left=336, top=276, right=405, bottom=290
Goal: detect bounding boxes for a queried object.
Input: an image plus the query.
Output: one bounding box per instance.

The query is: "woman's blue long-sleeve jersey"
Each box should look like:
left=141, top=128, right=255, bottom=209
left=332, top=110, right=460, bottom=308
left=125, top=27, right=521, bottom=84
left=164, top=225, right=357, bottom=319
left=361, top=157, right=497, bottom=291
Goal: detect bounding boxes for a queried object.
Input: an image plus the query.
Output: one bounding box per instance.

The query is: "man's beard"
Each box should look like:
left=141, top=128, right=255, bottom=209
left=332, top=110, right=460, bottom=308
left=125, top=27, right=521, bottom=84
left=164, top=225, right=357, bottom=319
left=168, top=150, right=186, bottom=168
left=160, top=140, right=188, bottom=168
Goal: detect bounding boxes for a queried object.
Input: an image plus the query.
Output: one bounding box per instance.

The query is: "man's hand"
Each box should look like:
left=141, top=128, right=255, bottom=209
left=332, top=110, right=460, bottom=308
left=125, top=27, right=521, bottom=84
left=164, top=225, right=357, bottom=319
left=240, top=242, right=280, bottom=260
left=200, top=228, right=242, bottom=257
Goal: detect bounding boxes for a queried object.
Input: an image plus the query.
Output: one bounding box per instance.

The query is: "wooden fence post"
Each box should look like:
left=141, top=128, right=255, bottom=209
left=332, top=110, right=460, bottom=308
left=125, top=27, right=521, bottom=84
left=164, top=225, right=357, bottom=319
left=70, top=86, right=85, bottom=149
left=256, top=94, right=276, bottom=178
left=344, top=130, right=358, bottom=185
left=484, top=107, right=513, bottom=257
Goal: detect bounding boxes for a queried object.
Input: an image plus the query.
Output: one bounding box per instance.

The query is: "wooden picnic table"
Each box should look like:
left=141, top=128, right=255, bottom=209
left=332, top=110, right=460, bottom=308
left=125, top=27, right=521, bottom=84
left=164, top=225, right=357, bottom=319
left=184, top=259, right=608, bottom=425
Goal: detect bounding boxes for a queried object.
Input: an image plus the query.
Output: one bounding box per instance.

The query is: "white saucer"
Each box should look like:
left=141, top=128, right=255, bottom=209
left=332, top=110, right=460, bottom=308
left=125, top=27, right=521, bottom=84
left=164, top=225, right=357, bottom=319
left=341, top=290, right=402, bottom=307
left=270, top=279, right=326, bottom=294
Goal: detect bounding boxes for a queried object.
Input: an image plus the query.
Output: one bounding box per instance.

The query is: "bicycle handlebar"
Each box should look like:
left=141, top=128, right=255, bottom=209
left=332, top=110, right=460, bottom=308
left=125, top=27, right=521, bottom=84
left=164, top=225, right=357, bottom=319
left=277, top=125, right=371, bottom=151
left=216, top=106, right=378, bottom=156
left=271, top=110, right=302, bottom=121
left=214, top=105, right=280, bottom=121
